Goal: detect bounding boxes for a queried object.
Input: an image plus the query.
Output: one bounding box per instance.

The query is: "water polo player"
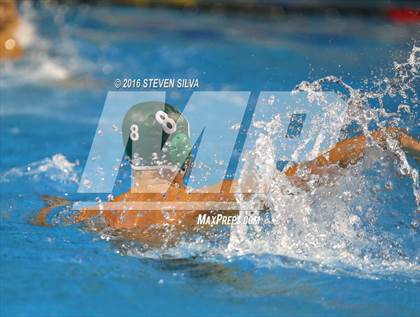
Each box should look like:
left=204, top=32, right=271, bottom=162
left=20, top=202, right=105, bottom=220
left=39, top=101, right=420, bottom=247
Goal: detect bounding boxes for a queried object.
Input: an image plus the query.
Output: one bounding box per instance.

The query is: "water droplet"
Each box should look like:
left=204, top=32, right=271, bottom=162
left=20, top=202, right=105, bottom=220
left=83, top=179, right=92, bottom=188
left=384, top=181, right=393, bottom=191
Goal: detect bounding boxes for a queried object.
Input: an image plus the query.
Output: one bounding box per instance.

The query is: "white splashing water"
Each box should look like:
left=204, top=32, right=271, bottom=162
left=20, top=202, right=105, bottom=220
left=226, top=46, right=419, bottom=278
left=0, top=154, right=79, bottom=184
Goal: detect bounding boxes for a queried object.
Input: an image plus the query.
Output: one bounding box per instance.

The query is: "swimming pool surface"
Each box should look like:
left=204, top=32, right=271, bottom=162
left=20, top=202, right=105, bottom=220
left=0, top=3, right=419, bottom=317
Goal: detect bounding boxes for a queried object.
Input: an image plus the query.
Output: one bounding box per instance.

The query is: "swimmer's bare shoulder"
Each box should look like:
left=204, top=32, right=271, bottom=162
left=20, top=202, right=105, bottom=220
left=74, top=180, right=240, bottom=230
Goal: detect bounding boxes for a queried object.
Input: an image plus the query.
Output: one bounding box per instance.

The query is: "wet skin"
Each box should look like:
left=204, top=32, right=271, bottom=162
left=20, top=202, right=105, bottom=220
left=37, top=127, right=420, bottom=247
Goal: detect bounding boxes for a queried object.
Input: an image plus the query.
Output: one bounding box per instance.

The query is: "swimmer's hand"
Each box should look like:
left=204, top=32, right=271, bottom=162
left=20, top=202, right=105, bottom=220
left=371, top=127, right=420, bottom=162
left=399, top=131, right=420, bottom=162
left=34, top=195, right=70, bottom=226
left=284, top=127, right=420, bottom=182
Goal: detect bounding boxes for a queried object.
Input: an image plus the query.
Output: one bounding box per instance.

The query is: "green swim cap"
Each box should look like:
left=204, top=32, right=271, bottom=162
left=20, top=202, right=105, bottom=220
left=122, top=102, right=192, bottom=172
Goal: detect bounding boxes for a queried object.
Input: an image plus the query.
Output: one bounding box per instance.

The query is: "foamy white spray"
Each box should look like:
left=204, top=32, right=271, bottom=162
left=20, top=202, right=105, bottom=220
left=227, top=46, right=419, bottom=278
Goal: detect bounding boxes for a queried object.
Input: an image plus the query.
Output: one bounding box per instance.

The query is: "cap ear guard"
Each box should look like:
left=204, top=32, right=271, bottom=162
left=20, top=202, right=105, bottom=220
left=167, top=132, right=192, bottom=168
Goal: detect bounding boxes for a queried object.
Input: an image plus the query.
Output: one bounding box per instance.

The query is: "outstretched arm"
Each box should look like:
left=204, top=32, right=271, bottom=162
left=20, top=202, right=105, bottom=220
left=284, top=127, right=420, bottom=178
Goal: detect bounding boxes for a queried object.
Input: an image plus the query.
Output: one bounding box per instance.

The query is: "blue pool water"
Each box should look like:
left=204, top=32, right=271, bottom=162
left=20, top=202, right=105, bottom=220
left=1, top=3, right=419, bottom=317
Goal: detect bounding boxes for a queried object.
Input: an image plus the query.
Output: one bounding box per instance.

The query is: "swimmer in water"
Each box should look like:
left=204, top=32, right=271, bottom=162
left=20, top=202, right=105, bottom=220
left=38, top=101, right=420, bottom=248
left=0, top=0, right=24, bottom=59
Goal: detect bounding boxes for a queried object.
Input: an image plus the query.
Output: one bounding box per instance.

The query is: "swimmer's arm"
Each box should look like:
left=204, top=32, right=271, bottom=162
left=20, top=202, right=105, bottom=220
left=204, top=127, right=418, bottom=191
left=398, top=131, right=420, bottom=161
left=33, top=195, right=70, bottom=226
left=284, top=127, right=420, bottom=177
